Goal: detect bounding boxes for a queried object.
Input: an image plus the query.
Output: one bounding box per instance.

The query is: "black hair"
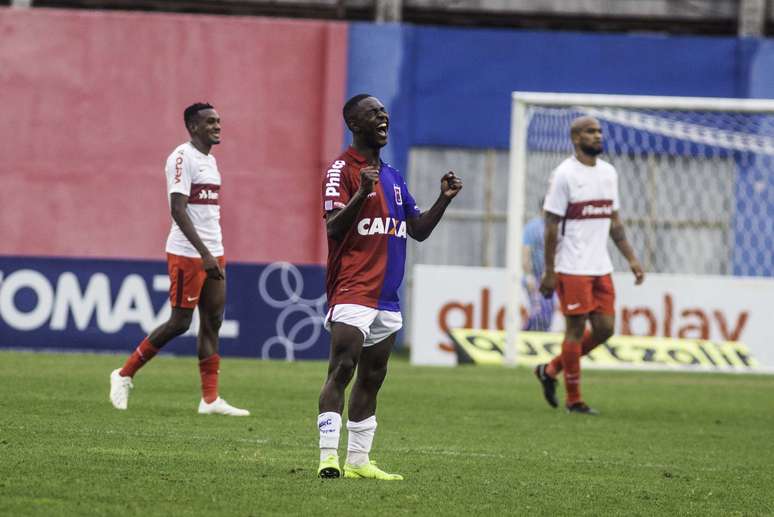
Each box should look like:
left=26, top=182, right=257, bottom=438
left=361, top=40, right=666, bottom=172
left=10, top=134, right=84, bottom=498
left=342, top=93, right=372, bottom=130
left=183, top=102, right=214, bottom=130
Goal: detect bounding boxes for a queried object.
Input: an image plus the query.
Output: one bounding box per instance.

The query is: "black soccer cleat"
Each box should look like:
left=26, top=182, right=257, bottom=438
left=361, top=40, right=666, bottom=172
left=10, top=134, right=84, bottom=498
left=318, top=466, right=341, bottom=479
left=566, top=402, right=599, bottom=416
left=317, top=455, right=342, bottom=478
left=534, top=363, right=558, bottom=408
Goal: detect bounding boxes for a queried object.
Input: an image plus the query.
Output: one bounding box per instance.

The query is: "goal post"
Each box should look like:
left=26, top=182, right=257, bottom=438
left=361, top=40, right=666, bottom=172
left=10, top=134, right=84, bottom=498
left=505, top=92, right=774, bottom=366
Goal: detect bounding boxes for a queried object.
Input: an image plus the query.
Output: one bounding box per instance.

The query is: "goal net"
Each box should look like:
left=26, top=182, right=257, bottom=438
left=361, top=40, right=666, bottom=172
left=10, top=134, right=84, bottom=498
left=505, top=92, right=774, bottom=364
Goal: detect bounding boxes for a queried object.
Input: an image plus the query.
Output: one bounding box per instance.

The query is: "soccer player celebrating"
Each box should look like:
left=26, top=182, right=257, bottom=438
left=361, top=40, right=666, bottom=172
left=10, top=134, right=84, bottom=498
left=535, top=116, right=644, bottom=415
left=109, top=103, right=248, bottom=417
left=317, top=94, right=462, bottom=479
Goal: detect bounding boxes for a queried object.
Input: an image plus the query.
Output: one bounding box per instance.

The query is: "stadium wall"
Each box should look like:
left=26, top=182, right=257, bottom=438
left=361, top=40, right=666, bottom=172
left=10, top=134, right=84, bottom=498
left=2, top=8, right=774, bottom=359
left=1, top=7, right=346, bottom=265
left=346, top=23, right=757, bottom=171
left=1, top=7, right=347, bottom=358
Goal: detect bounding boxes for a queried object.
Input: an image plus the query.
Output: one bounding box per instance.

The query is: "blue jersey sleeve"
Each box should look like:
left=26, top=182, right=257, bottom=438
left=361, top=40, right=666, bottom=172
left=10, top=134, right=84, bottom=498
left=402, top=178, right=421, bottom=219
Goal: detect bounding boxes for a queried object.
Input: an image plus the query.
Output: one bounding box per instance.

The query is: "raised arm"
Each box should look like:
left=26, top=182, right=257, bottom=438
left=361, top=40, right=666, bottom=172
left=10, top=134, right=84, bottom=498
left=610, top=210, right=645, bottom=285
left=539, top=212, right=561, bottom=298
left=170, top=193, right=223, bottom=279
left=326, top=165, right=380, bottom=241
left=406, top=171, right=463, bottom=242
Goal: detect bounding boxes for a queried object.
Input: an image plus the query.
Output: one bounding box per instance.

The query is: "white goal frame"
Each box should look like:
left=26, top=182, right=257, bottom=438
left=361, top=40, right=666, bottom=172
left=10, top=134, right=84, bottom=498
left=505, top=91, right=774, bottom=366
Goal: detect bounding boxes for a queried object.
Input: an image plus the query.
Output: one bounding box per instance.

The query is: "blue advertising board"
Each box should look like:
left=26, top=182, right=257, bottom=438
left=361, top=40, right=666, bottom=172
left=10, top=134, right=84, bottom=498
left=0, top=257, right=329, bottom=360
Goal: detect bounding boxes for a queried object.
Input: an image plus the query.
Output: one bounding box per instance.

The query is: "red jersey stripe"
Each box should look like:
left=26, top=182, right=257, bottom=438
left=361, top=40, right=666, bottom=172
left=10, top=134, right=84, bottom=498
left=189, top=184, right=220, bottom=205
left=565, top=199, right=613, bottom=220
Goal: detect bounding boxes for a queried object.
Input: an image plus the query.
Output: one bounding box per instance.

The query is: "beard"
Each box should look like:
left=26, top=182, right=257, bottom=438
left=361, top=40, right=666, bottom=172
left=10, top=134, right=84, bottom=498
left=580, top=143, right=603, bottom=156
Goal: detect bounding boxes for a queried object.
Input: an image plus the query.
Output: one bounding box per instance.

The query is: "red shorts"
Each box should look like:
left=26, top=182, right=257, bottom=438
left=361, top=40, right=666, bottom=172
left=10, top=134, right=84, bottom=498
left=556, top=273, right=615, bottom=316
left=167, top=253, right=225, bottom=309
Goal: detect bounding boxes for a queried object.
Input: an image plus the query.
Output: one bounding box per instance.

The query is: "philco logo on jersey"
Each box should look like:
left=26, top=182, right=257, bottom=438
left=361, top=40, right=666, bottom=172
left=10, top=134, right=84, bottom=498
left=324, top=160, right=346, bottom=197
left=357, top=217, right=408, bottom=238
left=174, top=155, right=184, bottom=184
left=581, top=204, right=613, bottom=217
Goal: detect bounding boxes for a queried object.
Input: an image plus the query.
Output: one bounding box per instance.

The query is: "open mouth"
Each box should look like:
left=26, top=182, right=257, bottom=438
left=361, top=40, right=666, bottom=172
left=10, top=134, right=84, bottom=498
left=376, top=123, right=388, bottom=138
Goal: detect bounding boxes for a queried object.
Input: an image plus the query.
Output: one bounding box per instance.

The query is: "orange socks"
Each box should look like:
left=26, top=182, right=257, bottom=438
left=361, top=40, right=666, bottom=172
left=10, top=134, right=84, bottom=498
left=561, top=339, right=582, bottom=406
left=199, top=354, right=220, bottom=403
left=120, top=341, right=220, bottom=404
left=546, top=329, right=598, bottom=378
left=119, top=338, right=159, bottom=377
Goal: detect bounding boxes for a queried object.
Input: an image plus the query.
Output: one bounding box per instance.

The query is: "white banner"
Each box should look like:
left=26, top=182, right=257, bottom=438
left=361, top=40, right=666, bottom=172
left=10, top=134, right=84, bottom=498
left=409, top=264, right=774, bottom=370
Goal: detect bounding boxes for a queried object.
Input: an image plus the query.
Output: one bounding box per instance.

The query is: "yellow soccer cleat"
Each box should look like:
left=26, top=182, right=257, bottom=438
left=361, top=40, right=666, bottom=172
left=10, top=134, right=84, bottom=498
left=343, top=461, right=403, bottom=481
left=317, top=455, right=341, bottom=478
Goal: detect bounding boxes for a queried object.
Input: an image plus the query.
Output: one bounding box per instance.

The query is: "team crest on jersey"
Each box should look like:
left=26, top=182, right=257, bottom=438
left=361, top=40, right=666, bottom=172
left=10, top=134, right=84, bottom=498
left=394, top=185, right=403, bottom=205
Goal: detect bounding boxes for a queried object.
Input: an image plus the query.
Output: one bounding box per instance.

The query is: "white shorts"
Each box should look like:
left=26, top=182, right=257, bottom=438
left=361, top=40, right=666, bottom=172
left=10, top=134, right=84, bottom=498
left=324, top=304, right=403, bottom=347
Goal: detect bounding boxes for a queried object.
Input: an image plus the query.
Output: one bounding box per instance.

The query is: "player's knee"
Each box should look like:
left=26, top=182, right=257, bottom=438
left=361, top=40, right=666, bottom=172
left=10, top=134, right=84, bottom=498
left=168, top=314, right=193, bottom=337
left=595, top=323, right=615, bottom=343
left=202, top=311, right=223, bottom=332
left=330, top=357, right=357, bottom=385
left=362, top=364, right=388, bottom=390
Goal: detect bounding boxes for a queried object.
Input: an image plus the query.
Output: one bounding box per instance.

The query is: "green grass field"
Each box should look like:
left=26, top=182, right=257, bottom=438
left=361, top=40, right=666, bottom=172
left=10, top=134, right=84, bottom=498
left=1, top=350, right=772, bottom=516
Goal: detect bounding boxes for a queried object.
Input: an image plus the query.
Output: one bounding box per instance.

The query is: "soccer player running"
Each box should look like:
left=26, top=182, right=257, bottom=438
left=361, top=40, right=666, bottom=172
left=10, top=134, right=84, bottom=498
left=109, top=103, right=248, bottom=416
left=535, top=116, right=644, bottom=415
left=317, top=94, right=462, bottom=480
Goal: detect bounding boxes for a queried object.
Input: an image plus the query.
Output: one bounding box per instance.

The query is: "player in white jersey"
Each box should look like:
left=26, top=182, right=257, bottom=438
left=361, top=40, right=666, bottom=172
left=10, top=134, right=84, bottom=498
left=534, top=116, right=645, bottom=415
left=109, top=103, right=248, bottom=416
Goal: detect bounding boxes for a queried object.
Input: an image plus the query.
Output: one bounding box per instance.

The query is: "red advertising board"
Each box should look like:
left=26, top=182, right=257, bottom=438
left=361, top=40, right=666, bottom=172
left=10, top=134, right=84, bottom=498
left=1, top=8, right=347, bottom=265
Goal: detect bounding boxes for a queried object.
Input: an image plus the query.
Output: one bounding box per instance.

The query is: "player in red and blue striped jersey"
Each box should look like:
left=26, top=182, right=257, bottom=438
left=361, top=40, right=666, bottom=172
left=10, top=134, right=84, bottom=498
left=317, top=94, right=463, bottom=480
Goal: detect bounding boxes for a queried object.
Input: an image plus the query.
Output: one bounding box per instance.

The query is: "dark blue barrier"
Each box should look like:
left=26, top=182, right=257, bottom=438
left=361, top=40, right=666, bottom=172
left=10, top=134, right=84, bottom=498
left=347, top=24, right=745, bottom=154
left=0, top=257, right=329, bottom=360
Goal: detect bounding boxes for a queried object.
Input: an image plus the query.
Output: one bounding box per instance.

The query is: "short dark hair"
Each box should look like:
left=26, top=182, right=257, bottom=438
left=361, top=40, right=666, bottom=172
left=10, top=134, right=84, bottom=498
left=184, top=102, right=214, bottom=130
left=342, top=93, right=372, bottom=130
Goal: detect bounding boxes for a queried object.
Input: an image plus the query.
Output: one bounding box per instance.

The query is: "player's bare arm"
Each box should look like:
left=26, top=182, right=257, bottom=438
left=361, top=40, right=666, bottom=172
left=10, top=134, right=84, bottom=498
left=407, top=171, right=463, bottom=241
left=326, top=165, right=380, bottom=240
left=539, top=211, right=561, bottom=298
left=610, top=211, right=644, bottom=285
left=170, top=192, right=224, bottom=279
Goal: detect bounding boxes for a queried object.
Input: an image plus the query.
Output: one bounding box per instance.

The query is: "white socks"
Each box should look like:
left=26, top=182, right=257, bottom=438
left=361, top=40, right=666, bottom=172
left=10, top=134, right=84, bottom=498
left=318, top=413, right=378, bottom=466
left=318, top=412, right=341, bottom=461
left=346, top=416, right=377, bottom=467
